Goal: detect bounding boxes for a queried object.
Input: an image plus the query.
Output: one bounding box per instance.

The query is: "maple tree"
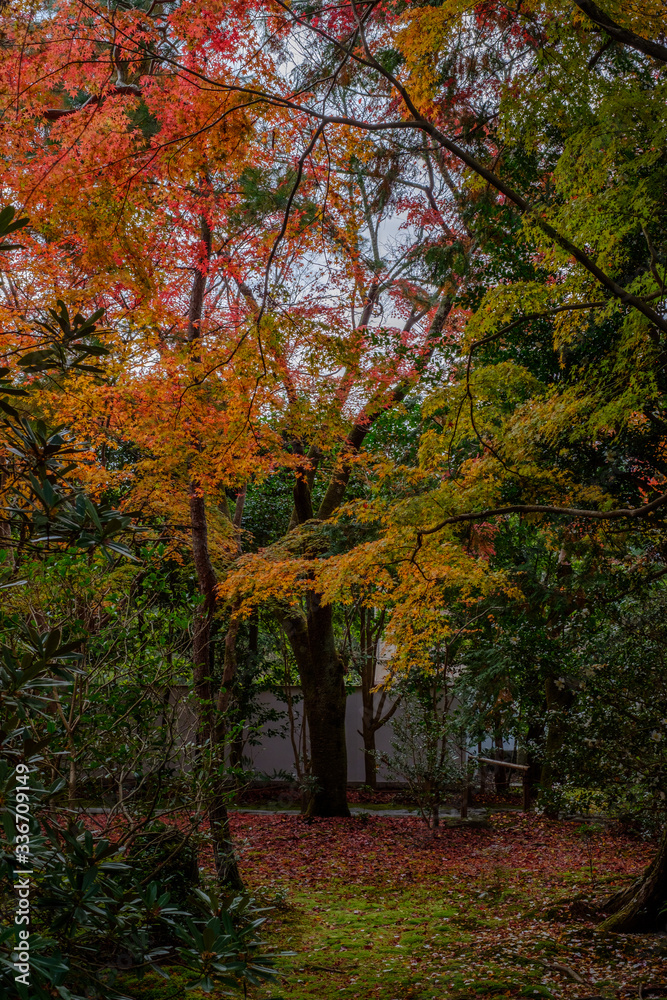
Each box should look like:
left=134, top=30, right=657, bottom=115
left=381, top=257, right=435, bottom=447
left=0, top=207, right=284, bottom=997
left=1, top=0, right=667, bottom=936
left=1, top=0, right=472, bottom=817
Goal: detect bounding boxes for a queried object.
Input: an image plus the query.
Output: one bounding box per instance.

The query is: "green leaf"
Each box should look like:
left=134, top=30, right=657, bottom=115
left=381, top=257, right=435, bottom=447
left=17, top=350, right=55, bottom=369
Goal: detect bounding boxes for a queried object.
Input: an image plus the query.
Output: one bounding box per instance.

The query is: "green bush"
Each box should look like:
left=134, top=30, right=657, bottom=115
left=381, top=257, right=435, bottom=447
left=123, top=823, right=200, bottom=911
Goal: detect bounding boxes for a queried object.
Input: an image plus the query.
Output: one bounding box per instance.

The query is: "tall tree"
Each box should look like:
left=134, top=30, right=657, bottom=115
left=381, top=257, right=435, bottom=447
left=3, top=0, right=667, bottom=841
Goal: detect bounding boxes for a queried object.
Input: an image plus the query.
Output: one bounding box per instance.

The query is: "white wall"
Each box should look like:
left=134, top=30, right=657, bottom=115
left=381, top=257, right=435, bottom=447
left=239, top=688, right=401, bottom=784
left=171, top=686, right=498, bottom=784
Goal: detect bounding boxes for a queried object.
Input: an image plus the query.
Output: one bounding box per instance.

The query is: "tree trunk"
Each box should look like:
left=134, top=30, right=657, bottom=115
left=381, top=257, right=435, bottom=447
left=478, top=741, right=486, bottom=794
left=217, top=489, right=247, bottom=775
left=189, top=491, right=217, bottom=736
left=273, top=303, right=455, bottom=815
left=540, top=676, right=572, bottom=815
left=358, top=607, right=397, bottom=791
left=598, top=825, right=667, bottom=932
left=186, top=212, right=243, bottom=892
left=209, top=789, right=244, bottom=890
left=522, top=772, right=531, bottom=811
left=359, top=605, right=377, bottom=789
left=302, top=602, right=349, bottom=817
left=362, top=728, right=377, bottom=789
left=271, top=300, right=455, bottom=817
left=493, top=733, right=509, bottom=793
left=221, top=617, right=244, bottom=773
left=521, top=720, right=544, bottom=811
left=281, top=595, right=350, bottom=817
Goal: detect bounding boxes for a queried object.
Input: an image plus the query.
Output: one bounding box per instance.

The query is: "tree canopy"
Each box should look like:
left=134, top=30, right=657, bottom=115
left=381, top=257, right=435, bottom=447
left=1, top=3, right=667, bottom=990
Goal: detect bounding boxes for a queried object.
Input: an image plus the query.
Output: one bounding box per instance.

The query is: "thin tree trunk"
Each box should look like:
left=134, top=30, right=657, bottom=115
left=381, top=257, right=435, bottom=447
left=540, top=676, right=572, bottom=815
left=216, top=488, right=247, bottom=771
left=522, top=720, right=544, bottom=811
left=522, top=772, right=531, bottom=811
left=270, top=296, right=455, bottom=818
left=358, top=608, right=397, bottom=790
left=362, top=729, right=377, bottom=788
left=284, top=656, right=303, bottom=782
left=186, top=212, right=243, bottom=891
left=360, top=608, right=377, bottom=789
left=493, top=733, right=509, bottom=793
left=221, top=617, right=243, bottom=772
left=477, top=741, right=486, bottom=794
left=189, top=490, right=216, bottom=737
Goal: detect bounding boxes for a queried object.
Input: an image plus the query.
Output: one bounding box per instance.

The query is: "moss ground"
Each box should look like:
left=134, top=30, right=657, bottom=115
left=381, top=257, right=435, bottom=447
left=120, top=813, right=667, bottom=1000
left=256, top=880, right=667, bottom=999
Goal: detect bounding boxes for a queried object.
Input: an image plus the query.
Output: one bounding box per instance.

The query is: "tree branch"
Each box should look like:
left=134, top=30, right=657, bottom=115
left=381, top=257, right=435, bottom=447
left=44, top=84, right=141, bottom=120
left=316, top=293, right=453, bottom=521
left=572, top=0, right=667, bottom=64
left=416, top=492, right=667, bottom=544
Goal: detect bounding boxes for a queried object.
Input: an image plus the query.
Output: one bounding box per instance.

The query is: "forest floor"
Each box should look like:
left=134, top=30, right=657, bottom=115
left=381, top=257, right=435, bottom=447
left=122, top=811, right=667, bottom=1000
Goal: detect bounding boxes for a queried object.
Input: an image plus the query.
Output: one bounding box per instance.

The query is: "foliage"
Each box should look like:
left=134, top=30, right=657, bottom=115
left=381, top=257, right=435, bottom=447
left=215, top=811, right=665, bottom=1000
left=0, top=204, right=278, bottom=995
left=553, top=588, right=667, bottom=835
left=379, top=691, right=469, bottom=829
left=1, top=0, right=667, bottom=954
left=0, top=624, right=280, bottom=999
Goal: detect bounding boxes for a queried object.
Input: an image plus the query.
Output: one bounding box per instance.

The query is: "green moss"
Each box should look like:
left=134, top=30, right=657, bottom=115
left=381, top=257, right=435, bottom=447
left=113, top=863, right=665, bottom=999
left=118, top=968, right=217, bottom=999
left=253, top=883, right=546, bottom=999
left=249, top=868, right=667, bottom=1000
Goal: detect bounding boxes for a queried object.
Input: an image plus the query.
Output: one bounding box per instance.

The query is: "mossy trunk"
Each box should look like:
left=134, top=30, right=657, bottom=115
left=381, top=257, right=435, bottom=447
left=598, top=825, right=667, bottom=932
